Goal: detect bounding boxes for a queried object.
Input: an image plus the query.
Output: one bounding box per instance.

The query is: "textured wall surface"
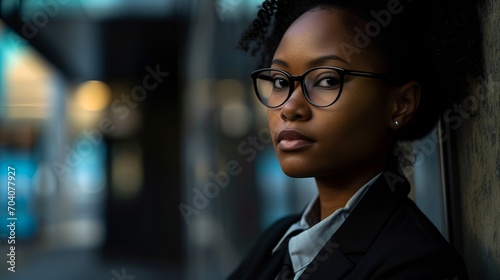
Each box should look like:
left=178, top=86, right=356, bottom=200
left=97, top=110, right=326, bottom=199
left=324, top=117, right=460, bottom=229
left=455, top=0, right=500, bottom=279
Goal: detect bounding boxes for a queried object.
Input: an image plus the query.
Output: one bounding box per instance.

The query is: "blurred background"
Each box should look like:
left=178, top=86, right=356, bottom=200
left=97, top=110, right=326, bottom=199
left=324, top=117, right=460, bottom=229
left=0, top=1, right=317, bottom=279
left=0, top=0, right=498, bottom=280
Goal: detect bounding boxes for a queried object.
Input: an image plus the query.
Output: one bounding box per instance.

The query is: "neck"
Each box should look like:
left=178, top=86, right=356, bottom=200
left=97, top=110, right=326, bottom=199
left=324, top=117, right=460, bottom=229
left=314, top=162, right=385, bottom=221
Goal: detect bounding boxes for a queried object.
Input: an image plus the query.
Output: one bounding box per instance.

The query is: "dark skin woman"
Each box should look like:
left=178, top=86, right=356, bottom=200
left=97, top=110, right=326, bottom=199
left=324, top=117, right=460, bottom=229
left=229, top=0, right=482, bottom=279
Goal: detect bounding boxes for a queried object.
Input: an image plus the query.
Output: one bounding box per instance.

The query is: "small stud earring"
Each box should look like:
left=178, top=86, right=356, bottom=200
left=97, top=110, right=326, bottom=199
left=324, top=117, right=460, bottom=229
left=394, top=120, right=400, bottom=127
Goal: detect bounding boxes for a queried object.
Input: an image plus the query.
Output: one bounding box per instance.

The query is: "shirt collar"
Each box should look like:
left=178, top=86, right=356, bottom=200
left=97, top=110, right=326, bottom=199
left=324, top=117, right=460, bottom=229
left=272, top=172, right=382, bottom=277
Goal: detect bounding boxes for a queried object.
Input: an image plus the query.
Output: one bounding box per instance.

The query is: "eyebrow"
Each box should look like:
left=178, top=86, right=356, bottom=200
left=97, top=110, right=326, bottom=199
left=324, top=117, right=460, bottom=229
left=271, top=55, right=351, bottom=68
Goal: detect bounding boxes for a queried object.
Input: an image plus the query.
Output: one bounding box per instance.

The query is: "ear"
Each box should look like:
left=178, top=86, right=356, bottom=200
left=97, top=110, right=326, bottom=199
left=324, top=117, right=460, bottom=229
left=389, top=81, right=420, bottom=130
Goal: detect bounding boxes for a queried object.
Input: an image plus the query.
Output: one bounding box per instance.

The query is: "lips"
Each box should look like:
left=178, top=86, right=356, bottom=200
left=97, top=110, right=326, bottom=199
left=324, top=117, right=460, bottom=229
left=277, top=129, right=315, bottom=151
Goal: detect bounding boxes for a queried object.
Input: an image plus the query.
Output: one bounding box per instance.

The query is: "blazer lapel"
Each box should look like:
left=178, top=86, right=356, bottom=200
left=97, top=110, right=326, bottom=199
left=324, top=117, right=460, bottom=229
left=300, top=169, right=411, bottom=280
left=336, top=170, right=410, bottom=256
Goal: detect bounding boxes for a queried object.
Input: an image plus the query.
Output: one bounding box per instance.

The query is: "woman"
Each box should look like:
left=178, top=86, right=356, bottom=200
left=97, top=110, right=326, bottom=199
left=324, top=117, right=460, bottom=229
left=229, top=0, right=482, bottom=279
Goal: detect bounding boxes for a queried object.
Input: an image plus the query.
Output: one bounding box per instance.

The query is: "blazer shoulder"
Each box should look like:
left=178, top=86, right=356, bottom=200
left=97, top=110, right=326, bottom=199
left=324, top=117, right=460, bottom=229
left=365, top=197, right=469, bottom=279
left=334, top=171, right=468, bottom=279
left=390, top=197, right=452, bottom=246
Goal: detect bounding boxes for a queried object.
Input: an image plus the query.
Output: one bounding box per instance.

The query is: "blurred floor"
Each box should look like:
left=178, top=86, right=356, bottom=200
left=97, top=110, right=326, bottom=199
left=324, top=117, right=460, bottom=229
left=0, top=245, right=182, bottom=280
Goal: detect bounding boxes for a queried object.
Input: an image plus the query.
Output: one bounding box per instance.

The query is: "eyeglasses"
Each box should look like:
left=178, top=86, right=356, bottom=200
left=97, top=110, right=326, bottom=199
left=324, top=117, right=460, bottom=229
left=251, top=66, right=386, bottom=108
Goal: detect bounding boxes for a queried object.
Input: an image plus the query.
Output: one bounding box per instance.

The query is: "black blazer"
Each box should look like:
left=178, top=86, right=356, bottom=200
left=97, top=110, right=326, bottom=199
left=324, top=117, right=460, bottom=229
left=228, top=170, right=468, bottom=280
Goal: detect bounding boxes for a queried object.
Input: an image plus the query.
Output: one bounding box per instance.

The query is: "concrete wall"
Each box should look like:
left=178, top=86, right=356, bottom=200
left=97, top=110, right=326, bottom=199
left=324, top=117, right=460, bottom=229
left=455, top=0, right=500, bottom=279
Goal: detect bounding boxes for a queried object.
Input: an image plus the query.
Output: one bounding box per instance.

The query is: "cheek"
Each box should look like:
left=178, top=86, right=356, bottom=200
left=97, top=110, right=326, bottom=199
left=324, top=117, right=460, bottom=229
left=336, top=83, right=393, bottom=129
left=267, top=109, right=281, bottom=141
left=316, top=91, right=392, bottom=154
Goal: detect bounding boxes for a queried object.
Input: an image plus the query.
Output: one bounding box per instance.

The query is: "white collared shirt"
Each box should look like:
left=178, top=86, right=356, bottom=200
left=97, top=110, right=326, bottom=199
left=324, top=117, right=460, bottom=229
left=272, top=173, right=382, bottom=280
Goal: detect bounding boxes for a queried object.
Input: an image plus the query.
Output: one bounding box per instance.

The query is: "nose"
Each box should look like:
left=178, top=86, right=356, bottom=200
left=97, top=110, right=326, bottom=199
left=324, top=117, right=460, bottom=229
left=280, top=83, right=312, bottom=122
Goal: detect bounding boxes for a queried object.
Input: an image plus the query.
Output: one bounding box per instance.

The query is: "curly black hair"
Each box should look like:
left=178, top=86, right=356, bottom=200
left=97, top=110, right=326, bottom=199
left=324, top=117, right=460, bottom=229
left=238, top=0, right=484, bottom=141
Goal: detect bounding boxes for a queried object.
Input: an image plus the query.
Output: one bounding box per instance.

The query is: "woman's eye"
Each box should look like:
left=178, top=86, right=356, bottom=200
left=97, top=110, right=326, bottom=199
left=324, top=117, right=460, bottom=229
left=316, top=77, right=340, bottom=88
left=273, top=78, right=289, bottom=89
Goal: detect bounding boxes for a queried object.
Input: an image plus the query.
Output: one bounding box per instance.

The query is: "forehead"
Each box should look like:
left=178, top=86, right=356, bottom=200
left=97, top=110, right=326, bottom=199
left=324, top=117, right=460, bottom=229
left=274, top=7, right=387, bottom=72
left=284, top=7, right=349, bottom=43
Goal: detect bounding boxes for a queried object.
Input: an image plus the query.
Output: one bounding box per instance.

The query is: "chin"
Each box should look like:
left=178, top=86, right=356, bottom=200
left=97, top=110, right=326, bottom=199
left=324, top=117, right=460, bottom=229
left=279, top=164, right=315, bottom=178
left=277, top=154, right=323, bottom=178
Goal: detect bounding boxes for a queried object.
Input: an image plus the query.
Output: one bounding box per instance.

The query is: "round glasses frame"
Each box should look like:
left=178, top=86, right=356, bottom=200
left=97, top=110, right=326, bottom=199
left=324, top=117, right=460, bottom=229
left=251, top=66, right=387, bottom=108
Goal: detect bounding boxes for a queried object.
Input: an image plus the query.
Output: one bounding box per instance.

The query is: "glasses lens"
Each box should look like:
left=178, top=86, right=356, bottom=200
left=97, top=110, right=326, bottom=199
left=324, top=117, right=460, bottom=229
left=304, top=68, right=342, bottom=106
left=254, top=70, right=290, bottom=107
